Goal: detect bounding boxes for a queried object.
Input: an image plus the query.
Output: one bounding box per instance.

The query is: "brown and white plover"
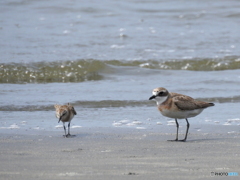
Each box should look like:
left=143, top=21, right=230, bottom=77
left=149, top=87, right=214, bottom=142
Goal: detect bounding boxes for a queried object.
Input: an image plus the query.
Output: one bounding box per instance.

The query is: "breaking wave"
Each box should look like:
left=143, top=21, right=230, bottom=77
left=1, top=96, right=239, bottom=111
left=1, top=56, right=240, bottom=83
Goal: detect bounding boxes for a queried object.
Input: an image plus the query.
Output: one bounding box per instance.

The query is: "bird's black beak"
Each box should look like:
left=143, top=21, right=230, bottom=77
left=149, top=95, right=156, bottom=100
left=73, top=108, right=77, bottom=115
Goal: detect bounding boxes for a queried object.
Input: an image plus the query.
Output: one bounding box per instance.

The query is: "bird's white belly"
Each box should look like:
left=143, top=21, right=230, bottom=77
left=160, top=109, right=204, bottom=119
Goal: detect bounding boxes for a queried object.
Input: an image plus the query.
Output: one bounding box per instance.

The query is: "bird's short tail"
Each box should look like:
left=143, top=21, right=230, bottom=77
left=209, top=103, right=215, bottom=106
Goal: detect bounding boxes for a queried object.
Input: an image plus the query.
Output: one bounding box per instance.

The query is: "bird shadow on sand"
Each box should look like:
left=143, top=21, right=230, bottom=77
left=69, top=133, right=91, bottom=138
left=56, top=133, right=90, bottom=138
left=183, top=137, right=223, bottom=143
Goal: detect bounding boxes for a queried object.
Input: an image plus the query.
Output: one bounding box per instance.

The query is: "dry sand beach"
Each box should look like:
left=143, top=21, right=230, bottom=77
left=0, top=125, right=239, bottom=180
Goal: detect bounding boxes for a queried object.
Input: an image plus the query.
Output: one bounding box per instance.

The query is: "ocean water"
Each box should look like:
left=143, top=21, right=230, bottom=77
left=0, top=0, right=240, bottom=133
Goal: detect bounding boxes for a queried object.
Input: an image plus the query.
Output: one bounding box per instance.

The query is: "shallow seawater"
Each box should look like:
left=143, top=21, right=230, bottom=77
left=0, top=0, right=240, bottom=133
left=1, top=69, right=240, bottom=132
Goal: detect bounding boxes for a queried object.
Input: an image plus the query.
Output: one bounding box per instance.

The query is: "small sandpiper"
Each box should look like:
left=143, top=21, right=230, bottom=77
left=149, top=87, right=214, bottom=142
left=54, top=103, right=77, bottom=138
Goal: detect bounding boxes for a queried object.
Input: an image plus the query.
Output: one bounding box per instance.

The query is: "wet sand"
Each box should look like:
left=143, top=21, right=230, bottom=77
left=0, top=125, right=239, bottom=180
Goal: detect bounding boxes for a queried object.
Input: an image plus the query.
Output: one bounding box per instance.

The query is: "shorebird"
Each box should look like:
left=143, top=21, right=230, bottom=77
left=149, top=87, right=214, bottom=142
left=54, top=103, right=77, bottom=138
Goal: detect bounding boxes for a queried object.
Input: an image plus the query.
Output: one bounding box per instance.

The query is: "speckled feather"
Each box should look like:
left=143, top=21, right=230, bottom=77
left=54, top=104, right=77, bottom=123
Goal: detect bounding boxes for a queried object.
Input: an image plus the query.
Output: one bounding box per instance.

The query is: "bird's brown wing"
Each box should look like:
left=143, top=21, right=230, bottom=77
left=172, top=95, right=212, bottom=110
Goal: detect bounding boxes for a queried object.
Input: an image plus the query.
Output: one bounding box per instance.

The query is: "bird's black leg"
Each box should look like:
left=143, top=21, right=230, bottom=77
left=67, top=121, right=71, bottom=137
left=168, top=118, right=179, bottom=141
left=179, top=118, right=190, bottom=142
left=63, top=122, right=67, bottom=137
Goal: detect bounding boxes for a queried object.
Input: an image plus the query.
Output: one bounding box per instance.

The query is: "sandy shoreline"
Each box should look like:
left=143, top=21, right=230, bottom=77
left=0, top=125, right=239, bottom=180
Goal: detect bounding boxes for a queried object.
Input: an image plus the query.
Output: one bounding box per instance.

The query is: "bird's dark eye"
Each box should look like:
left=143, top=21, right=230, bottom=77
left=159, top=91, right=164, bottom=95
